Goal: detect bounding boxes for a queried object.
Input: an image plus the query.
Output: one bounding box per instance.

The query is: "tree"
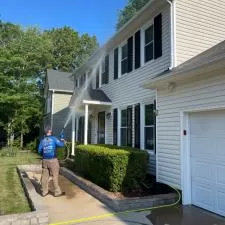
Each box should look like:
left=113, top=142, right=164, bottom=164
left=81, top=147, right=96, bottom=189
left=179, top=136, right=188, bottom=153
left=0, top=21, right=99, bottom=148
left=116, top=0, right=150, bottom=30
left=44, top=27, right=98, bottom=72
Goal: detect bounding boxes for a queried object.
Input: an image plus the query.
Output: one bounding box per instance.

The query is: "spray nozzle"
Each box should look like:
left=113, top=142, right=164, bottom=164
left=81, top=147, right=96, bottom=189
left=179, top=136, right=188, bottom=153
left=59, top=129, right=64, bottom=139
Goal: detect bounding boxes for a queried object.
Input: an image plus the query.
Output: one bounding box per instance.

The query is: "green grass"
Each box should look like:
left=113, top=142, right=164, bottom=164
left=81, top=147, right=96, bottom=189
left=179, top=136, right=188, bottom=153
left=0, top=152, right=41, bottom=215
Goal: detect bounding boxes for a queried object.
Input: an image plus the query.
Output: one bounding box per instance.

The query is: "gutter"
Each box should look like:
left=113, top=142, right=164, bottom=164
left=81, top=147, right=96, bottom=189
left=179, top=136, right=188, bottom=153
left=166, top=0, right=176, bottom=69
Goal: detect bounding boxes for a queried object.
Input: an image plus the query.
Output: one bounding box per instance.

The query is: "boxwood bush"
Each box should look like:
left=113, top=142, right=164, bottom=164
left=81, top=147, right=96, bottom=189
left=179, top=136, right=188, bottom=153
left=74, top=144, right=149, bottom=192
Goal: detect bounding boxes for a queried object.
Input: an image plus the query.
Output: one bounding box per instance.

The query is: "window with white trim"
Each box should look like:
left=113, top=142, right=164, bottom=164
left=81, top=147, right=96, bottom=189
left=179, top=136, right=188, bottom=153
left=144, top=103, right=156, bottom=151
left=120, top=109, right=127, bottom=146
left=121, top=43, right=128, bottom=75
left=144, top=24, right=154, bottom=63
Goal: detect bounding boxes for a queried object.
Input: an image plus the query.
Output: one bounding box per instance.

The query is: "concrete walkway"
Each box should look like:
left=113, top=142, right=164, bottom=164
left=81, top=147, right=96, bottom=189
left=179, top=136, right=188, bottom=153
left=28, top=172, right=152, bottom=225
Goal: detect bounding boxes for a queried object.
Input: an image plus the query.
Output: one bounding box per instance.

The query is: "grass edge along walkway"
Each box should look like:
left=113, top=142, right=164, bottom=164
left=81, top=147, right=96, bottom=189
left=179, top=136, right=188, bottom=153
left=0, top=151, right=41, bottom=215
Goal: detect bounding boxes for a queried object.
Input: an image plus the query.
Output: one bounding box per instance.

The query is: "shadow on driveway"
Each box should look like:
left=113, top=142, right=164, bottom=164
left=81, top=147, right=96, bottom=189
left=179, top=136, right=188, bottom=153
left=147, top=205, right=225, bottom=225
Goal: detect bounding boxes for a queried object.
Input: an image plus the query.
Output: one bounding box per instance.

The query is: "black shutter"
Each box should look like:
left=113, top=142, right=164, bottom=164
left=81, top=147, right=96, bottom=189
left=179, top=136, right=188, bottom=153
left=135, top=104, right=140, bottom=148
left=135, top=30, right=141, bottom=69
left=96, top=68, right=99, bottom=89
left=114, top=48, right=118, bottom=79
left=154, top=13, right=162, bottom=59
left=154, top=100, right=156, bottom=152
left=113, top=109, right=118, bottom=145
left=127, top=36, right=133, bottom=73
left=105, top=55, right=109, bottom=84
left=127, top=106, right=133, bottom=147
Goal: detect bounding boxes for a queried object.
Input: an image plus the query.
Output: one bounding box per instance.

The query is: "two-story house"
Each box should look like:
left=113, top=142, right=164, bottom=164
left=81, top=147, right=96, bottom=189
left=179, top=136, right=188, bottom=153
left=52, top=0, right=225, bottom=217
left=43, top=69, right=74, bottom=139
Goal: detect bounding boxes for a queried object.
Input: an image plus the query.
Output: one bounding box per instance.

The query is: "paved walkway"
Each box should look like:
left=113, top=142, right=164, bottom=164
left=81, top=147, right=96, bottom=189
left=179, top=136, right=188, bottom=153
left=28, top=172, right=152, bottom=225
left=28, top=172, right=225, bottom=225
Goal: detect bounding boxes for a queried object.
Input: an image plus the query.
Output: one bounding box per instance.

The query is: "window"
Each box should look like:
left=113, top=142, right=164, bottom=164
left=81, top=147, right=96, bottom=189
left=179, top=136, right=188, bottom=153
left=120, top=107, right=132, bottom=146
left=121, top=43, right=128, bottom=75
left=120, top=109, right=127, bottom=146
left=144, top=103, right=156, bottom=151
left=144, top=25, right=154, bottom=63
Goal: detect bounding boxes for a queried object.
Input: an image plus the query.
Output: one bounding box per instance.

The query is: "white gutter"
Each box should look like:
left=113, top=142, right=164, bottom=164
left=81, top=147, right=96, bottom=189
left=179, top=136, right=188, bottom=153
left=166, top=0, right=176, bottom=69
left=49, top=89, right=73, bottom=93
left=51, top=90, right=55, bottom=129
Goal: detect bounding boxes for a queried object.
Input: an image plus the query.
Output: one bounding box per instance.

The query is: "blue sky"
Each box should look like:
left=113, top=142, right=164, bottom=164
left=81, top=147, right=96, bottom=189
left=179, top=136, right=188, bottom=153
left=1, top=0, right=127, bottom=45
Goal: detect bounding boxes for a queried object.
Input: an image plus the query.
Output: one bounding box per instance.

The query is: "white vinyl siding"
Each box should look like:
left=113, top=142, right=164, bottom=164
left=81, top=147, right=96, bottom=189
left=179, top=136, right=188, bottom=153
left=97, top=6, right=170, bottom=175
left=176, top=0, right=225, bottom=66
left=156, top=71, right=225, bottom=189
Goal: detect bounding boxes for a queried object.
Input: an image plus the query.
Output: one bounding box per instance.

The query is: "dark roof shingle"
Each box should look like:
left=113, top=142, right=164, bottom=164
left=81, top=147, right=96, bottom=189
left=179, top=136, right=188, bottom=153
left=47, top=69, right=74, bottom=91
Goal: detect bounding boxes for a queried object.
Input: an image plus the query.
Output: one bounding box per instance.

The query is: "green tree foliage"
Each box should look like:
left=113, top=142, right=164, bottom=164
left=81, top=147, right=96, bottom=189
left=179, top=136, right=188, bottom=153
left=0, top=21, right=98, bottom=148
left=116, top=0, right=150, bottom=30
left=44, top=27, right=98, bottom=71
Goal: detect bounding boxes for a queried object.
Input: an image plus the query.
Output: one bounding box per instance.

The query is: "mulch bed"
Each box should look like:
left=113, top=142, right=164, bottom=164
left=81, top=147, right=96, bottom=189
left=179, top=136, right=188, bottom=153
left=107, top=175, right=175, bottom=199
left=62, top=160, right=176, bottom=200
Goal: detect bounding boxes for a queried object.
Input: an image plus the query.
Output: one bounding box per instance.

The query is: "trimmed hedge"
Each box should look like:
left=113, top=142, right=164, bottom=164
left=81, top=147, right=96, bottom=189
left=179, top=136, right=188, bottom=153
left=74, top=144, right=149, bottom=192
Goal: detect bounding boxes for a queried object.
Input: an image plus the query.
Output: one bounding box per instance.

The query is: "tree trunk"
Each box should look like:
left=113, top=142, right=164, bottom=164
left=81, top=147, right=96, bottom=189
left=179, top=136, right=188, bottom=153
left=20, top=132, right=23, bottom=149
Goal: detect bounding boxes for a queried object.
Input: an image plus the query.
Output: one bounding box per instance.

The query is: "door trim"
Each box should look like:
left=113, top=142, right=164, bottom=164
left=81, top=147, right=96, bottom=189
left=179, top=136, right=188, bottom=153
left=181, top=105, right=225, bottom=205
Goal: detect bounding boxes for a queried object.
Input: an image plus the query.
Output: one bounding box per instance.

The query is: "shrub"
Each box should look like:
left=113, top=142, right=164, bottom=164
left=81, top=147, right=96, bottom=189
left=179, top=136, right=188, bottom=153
left=74, top=145, right=148, bottom=192
left=57, top=142, right=72, bottom=160
left=26, top=139, right=39, bottom=151
left=0, top=147, right=18, bottom=157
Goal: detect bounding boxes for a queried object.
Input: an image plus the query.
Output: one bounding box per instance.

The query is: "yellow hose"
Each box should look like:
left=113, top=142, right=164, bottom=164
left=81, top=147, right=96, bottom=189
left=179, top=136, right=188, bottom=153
left=50, top=185, right=181, bottom=225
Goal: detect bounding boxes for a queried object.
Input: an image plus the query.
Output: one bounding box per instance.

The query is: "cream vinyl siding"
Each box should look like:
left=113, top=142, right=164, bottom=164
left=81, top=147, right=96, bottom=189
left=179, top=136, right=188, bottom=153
left=156, top=71, right=225, bottom=189
left=52, top=93, right=72, bottom=140
left=176, top=0, right=225, bottom=65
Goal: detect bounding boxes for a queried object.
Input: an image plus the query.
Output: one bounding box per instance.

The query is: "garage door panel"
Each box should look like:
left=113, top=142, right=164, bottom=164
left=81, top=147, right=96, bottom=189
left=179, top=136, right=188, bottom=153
left=192, top=183, right=214, bottom=210
left=192, top=160, right=214, bottom=183
left=217, top=166, right=225, bottom=185
left=190, top=137, right=215, bottom=157
left=190, top=110, right=225, bottom=217
left=217, top=191, right=225, bottom=216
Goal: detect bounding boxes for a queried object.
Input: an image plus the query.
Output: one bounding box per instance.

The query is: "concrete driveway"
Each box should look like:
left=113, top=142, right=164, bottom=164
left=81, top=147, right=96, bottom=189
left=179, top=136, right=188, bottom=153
left=147, top=205, right=225, bottom=225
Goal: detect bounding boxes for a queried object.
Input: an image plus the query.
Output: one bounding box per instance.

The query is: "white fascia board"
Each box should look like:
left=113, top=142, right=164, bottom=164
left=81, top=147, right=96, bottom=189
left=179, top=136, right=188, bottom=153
left=82, top=100, right=112, bottom=106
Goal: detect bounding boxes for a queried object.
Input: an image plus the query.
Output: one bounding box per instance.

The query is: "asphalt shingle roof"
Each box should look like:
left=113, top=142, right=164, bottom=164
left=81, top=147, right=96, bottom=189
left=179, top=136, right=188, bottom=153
left=47, top=69, right=74, bottom=92
left=82, top=88, right=112, bottom=103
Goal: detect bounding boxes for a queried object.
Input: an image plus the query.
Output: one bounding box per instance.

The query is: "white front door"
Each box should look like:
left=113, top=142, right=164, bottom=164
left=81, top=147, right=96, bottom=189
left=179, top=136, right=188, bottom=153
left=190, top=110, right=225, bottom=216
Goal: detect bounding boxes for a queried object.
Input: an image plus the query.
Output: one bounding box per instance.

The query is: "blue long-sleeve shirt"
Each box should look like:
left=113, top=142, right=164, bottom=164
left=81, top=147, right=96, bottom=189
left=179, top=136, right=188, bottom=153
left=38, top=136, right=64, bottom=159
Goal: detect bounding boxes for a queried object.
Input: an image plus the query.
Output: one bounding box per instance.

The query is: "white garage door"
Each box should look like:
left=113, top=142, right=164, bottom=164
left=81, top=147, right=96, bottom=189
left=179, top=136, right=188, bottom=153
left=190, top=110, right=225, bottom=216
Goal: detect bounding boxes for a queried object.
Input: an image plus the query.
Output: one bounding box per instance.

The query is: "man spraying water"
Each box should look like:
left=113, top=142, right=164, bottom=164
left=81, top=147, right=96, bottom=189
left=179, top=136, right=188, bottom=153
left=38, top=126, right=66, bottom=197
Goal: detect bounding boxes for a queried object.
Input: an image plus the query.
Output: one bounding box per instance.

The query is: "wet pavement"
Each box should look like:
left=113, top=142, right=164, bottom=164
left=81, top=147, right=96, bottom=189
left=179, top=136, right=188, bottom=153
left=27, top=171, right=225, bottom=225
left=147, top=205, right=225, bottom=225
left=27, top=172, right=152, bottom=225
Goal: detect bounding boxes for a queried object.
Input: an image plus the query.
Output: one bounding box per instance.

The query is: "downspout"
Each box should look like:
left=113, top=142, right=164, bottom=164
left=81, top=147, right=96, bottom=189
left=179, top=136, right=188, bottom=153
left=166, top=0, right=176, bottom=69
left=51, top=89, right=55, bottom=130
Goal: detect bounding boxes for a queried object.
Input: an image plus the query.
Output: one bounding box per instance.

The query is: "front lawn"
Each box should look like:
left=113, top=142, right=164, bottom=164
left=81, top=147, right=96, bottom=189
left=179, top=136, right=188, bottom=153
left=0, top=151, right=41, bottom=215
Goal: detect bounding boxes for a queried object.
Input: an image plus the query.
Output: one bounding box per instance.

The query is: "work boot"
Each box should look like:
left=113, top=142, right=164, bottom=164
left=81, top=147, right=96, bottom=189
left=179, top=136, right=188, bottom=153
left=54, top=192, right=66, bottom=197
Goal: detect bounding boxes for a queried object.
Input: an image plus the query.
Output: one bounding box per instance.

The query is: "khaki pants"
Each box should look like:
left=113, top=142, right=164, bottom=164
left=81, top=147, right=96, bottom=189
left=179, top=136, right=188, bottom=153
left=41, top=158, right=62, bottom=196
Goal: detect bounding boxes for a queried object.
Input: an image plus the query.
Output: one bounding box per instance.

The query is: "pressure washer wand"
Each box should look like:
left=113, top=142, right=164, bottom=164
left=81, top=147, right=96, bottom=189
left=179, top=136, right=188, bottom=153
left=59, top=129, right=64, bottom=140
